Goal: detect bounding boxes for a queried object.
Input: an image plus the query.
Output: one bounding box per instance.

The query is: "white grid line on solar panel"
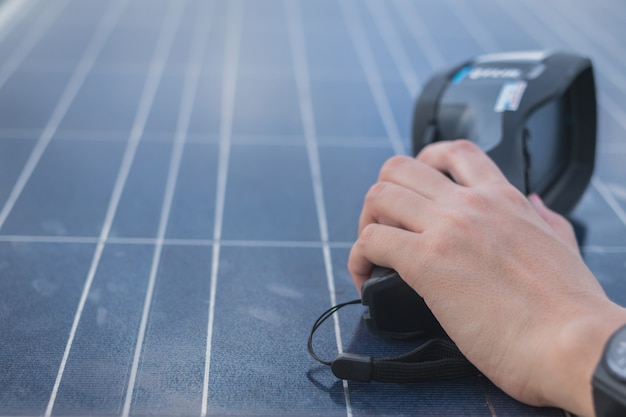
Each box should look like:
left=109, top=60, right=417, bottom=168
left=365, top=0, right=420, bottom=96
left=593, top=178, right=626, bottom=230
left=202, top=0, right=242, bottom=414
left=12, top=60, right=190, bottom=76
left=599, top=141, right=626, bottom=155
left=339, top=0, right=405, bottom=156
left=6, top=128, right=622, bottom=155
left=5, top=232, right=626, bottom=254
left=2, top=116, right=622, bottom=150
left=583, top=246, right=626, bottom=254
left=0, top=129, right=408, bottom=151
left=493, top=2, right=561, bottom=51
left=595, top=0, right=626, bottom=18
left=600, top=92, right=626, bottom=135
left=0, top=0, right=38, bottom=45
left=551, top=1, right=626, bottom=70
left=121, top=0, right=194, bottom=414
left=503, top=1, right=626, bottom=95
left=442, top=0, right=501, bottom=54
left=392, top=0, right=446, bottom=71
left=0, top=127, right=42, bottom=138
left=0, top=0, right=70, bottom=90
left=5, top=232, right=626, bottom=255
left=0, top=0, right=124, bottom=232
left=285, top=0, right=354, bottom=415
left=0, top=235, right=356, bottom=249
left=5, top=61, right=409, bottom=83
left=43, top=0, right=178, bottom=413
left=287, top=7, right=330, bottom=245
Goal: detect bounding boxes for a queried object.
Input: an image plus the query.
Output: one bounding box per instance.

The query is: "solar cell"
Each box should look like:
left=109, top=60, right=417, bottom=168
left=0, top=0, right=625, bottom=416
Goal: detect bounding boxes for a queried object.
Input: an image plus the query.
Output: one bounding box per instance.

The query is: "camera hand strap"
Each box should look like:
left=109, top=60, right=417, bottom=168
left=308, top=299, right=478, bottom=383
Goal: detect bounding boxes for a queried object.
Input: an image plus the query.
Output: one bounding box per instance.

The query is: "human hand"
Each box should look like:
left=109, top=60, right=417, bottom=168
left=348, top=140, right=626, bottom=416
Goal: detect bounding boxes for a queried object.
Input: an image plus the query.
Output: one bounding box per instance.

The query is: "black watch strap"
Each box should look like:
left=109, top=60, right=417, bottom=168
left=592, top=323, right=626, bottom=417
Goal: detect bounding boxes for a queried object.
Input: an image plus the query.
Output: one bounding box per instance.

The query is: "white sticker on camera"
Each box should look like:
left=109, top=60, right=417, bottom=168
left=494, top=81, right=527, bottom=112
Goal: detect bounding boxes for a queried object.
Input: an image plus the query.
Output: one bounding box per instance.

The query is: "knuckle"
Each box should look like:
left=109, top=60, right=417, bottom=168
left=459, top=181, right=526, bottom=211
left=421, top=230, right=454, bottom=263
left=496, top=182, right=526, bottom=202
left=358, top=223, right=380, bottom=246
left=441, top=206, right=471, bottom=233
left=379, top=155, right=413, bottom=181
left=443, top=140, right=482, bottom=165
left=364, top=181, right=392, bottom=205
left=453, top=186, right=490, bottom=210
left=451, top=139, right=481, bottom=153
left=417, top=139, right=481, bottom=167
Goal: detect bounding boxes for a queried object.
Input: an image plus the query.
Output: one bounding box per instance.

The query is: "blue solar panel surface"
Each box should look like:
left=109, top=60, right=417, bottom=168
left=0, top=0, right=625, bottom=416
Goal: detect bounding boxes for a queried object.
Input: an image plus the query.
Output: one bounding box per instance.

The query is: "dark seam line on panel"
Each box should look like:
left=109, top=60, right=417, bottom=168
left=478, top=375, right=498, bottom=417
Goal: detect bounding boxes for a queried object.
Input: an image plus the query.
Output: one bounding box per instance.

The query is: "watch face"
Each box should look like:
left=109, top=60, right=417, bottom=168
left=606, top=325, right=626, bottom=381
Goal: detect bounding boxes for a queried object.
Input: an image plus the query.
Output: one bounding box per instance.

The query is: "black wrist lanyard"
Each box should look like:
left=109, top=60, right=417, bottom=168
left=308, top=299, right=479, bottom=383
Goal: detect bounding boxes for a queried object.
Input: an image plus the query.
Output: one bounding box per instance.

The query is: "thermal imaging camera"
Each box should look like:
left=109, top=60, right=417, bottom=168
left=363, top=51, right=596, bottom=339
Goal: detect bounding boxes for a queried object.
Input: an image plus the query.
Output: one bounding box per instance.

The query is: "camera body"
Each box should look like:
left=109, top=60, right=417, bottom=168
left=363, top=51, right=596, bottom=339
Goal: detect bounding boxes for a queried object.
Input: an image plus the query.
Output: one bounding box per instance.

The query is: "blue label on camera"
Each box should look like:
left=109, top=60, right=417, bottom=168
left=452, top=66, right=472, bottom=84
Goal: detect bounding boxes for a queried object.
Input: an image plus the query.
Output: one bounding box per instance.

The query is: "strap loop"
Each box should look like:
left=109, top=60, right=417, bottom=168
left=308, top=299, right=479, bottom=383
left=331, top=353, right=374, bottom=382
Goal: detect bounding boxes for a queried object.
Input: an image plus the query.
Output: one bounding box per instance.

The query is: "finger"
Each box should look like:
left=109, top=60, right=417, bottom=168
left=348, top=223, right=417, bottom=295
left=417, top=140, right=507, bottom=187
left=378, top=154, right=457, bottom=199
left=358, top=181, right=434, bottom=235
left=527, top=194, right=579, bottom=250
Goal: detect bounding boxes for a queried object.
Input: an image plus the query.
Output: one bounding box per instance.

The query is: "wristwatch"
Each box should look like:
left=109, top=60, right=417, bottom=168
left=592, top=323, right=626, bottom=417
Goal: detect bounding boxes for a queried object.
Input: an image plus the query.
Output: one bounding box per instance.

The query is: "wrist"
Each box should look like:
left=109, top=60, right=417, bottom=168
left=542, top=302, right=626, bottom=417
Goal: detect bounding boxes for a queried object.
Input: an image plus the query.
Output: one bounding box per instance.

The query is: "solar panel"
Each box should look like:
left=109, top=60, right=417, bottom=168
left=1, top=0, right=625, bottom=416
